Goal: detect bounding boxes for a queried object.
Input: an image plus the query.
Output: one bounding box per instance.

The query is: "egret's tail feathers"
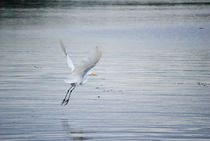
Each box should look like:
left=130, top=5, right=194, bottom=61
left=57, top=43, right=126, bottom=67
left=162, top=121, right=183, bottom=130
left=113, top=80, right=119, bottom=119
left=64, top=79, right=77, bottom=84
left=64, top=75, right=78, bottom=84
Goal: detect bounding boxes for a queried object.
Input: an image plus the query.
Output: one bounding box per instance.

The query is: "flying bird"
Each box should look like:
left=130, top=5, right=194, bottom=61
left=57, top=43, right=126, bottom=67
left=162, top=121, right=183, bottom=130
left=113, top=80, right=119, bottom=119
left=59, top=40, right=102, bottom=105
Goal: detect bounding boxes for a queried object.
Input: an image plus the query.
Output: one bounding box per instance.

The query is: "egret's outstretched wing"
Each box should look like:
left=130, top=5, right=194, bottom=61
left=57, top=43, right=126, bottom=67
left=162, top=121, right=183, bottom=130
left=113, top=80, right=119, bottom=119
left=78, top=47, right=102, bottom=75
left=59, top=40, right=75, bottom=72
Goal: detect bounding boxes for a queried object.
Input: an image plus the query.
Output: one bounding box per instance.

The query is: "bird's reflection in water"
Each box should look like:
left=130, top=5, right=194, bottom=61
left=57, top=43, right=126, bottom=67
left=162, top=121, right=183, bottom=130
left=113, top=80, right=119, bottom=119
left=61, top=119, right=91, bottom=140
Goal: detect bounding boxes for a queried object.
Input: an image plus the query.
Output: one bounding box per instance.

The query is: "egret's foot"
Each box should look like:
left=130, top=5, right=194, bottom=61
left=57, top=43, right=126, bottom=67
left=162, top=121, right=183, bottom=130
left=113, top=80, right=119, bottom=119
left=61, top=99, right=66, bottom=105
left=64, top=99, right=69, bottom=105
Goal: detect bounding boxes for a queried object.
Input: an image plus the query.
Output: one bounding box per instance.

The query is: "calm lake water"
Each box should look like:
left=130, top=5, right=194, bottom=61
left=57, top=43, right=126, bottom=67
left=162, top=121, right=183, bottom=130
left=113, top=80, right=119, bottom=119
left=0, top=0, right=210, bottom=140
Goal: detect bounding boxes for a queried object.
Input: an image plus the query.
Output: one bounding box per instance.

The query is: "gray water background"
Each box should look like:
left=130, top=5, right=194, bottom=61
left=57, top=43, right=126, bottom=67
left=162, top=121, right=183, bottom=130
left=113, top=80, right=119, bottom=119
left=0, top=0, right=210, bottom=140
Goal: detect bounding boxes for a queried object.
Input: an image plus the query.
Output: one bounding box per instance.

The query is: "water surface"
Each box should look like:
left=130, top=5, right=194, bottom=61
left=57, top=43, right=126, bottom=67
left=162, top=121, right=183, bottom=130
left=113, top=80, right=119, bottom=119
left=0, top=0, right=210, bottom=140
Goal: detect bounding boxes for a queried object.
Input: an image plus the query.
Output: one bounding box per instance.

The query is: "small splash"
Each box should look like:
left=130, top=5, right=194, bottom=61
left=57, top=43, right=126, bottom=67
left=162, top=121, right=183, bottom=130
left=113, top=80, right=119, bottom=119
left=95, top=86, right=124, bottom=94
left=33, top=65, right=41, bottom=69
left=197, top=82, right=210, bottom=87
left=175, top=82, right=184, bottom=85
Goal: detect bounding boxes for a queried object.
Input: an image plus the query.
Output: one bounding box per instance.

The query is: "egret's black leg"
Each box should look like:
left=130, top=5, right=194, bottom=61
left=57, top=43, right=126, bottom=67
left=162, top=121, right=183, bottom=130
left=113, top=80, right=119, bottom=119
left=65, top=85, right=76, bottom=105
left=61, top=85, right=73, bottom=105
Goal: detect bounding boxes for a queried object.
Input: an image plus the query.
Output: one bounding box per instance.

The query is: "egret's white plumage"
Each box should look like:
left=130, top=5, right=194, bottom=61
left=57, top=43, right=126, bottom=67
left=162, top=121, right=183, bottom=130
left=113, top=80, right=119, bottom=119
left=60, top=40, right=75, bottom=72
left=59, top=40, right=102, bottom=105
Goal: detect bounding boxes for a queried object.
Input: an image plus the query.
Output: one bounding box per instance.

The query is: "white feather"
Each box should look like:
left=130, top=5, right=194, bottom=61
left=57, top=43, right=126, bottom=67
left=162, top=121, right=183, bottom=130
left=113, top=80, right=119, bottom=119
left=60, top=41, right=102, bottom=85
left=77, top=47, right=102, bottom=76
left=59, top=40, right=75, bottom=72
left=66, top=54, right=75, bottom=72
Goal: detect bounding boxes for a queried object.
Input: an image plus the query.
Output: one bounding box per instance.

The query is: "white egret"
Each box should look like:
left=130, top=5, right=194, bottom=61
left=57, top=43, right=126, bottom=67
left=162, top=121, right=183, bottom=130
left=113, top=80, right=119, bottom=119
left=59, top=40, right=102, bottom=105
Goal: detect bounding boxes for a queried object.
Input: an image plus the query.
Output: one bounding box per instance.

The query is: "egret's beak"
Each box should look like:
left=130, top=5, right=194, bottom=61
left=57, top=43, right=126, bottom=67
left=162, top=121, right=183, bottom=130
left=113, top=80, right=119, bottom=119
left=91, top=73, right=97, bottom=76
